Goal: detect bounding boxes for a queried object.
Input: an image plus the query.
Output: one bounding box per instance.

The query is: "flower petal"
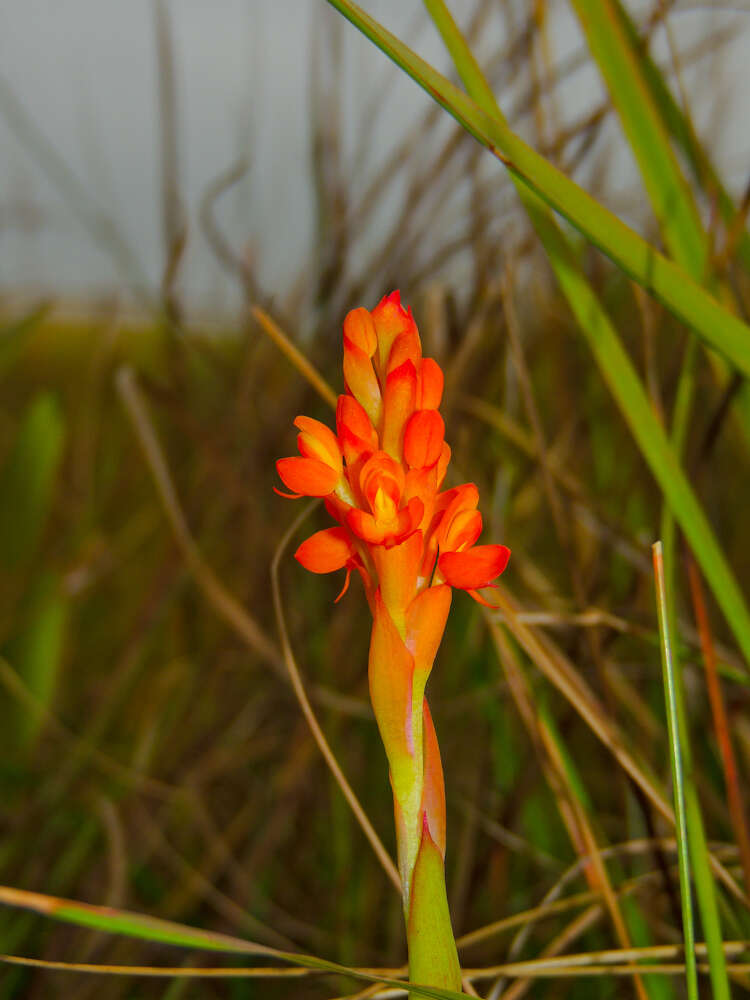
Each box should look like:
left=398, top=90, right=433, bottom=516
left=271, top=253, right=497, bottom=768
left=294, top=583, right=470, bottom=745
left=334, top=568, right=353, bottom=603
left=387, top=327, right=422, bottom=374
left=359, top=450, right=404, bottom=513
left=404, top=409, right=445, bottom=469
left=442, top=509, right=482, bottom=552
left=372, top=291, right=413, bottom=370
left=346, top=507, right=386, bottom=545
left=406, top=584, right=452, bottom=680
left=421, top=700, right=446, bottom=856
left=371, top=530, right=423, bottom=628
left=432, top=483, right=479, bottom=548
left=295, top=526, right=356, bottom=573
left=438, top=544, right=511, bottom=590
left=467, top=587, right=500, bottom=609
left=276, top=456, right=340, bottom=497
left=343, top=307, right=377, bottom=356
left=381, top=359, right=416, bottom=459
left=343, top=340, right=382, bottom=426
left=336, top=397, right=377, bottom=471
left=418, top=358, right=444, bottom=410
left=294, top=416, right=341, bottom=471
left=436, top=441, right=451, bottom=489
left=345, top=497, right=422, bottom=547
left=369, top=590, right=417, bottom=792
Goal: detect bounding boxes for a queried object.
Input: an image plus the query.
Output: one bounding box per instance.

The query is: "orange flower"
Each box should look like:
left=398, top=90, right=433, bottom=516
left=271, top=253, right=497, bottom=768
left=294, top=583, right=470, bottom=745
left=275, top=291, right=510, bottom=990
left=276, top=290, right=510, bottom=607
left=275, top=416, right=343, bottom=498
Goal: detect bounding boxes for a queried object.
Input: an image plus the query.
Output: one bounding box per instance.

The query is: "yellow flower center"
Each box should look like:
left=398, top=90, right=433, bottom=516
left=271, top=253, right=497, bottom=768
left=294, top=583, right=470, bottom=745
left=373, top=484, right=397, bottom=522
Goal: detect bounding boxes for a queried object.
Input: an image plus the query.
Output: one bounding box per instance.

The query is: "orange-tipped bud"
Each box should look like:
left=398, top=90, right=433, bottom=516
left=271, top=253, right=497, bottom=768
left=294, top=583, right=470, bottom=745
left=404, top=410, right=445, bottom=470
left=343, top=307, right=378, bottom=356
left=371, top=291, right=418, bottom=370
left=417, top=358, right=444, bottom=410
left=381, top=360, right=417, bottom=458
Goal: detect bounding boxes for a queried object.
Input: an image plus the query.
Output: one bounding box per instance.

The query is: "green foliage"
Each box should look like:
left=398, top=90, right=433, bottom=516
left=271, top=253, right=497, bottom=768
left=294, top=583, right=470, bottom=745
left=0, top=392, right=65, bottom=568
left=2, top=572, right=68, bottom=750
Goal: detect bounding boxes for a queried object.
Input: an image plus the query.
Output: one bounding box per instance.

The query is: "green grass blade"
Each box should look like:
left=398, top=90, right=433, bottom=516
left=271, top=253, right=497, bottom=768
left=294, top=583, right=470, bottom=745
left=574, top=15, right=743, bottom=985
left=652, top=542, right=700, bottom=1000
left=0, top=820, right=100, bottom=998
left=416, top=0, right=750, bottom=668
left=537, top=699, right=674, bottom=1000
left=653, top=542, right=731, bottom=1000
left=326, top=0, right=750, bottom=379
left=0, top=888, right=467, bottom=999
left=2, top=573, right=68, bottom=750
left=611, top=0, right=750, bottom=272
left=570, top=0, right=707, bottom=277
left=609, top=0, right=750, bottom=455
left=0, top=393, right=65, bottom=568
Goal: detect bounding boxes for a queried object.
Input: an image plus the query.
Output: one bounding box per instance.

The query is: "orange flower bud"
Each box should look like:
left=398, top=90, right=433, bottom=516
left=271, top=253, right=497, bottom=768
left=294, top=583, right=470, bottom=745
left=404, top=410, right=445, bottom=470
left=343, top=306, right=377, bottom=356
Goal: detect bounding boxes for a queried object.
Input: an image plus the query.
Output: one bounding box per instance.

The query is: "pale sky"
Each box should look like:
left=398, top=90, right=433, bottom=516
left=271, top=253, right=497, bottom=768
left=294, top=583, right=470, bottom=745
left=0, top=1, right=747, bottom=312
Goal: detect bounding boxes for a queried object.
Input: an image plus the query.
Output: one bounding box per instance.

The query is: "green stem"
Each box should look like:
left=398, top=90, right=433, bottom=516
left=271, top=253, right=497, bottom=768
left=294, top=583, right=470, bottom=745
left=368, top=591, right=462, bottom=991
left=406, top=817, right=462, bottom=990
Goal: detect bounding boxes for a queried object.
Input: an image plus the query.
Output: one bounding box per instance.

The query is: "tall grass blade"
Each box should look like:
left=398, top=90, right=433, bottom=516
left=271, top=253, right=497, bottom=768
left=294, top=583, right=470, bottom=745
left=653, top=542, right=710, bottom=1000
left=536, top=701, right=655, bottom=1000
left=0, top=393, right=65, bottom=568
left=0, top=887, right=466, bottom=999
left=570, top=18, right=745, bottom=981
left=610, top=0, right=750, bottom=272
left=325, top=0, right=750, bottom=378
left=570, top=0, right=707, bottom=277
left=2, top=572, right=68, bottom=750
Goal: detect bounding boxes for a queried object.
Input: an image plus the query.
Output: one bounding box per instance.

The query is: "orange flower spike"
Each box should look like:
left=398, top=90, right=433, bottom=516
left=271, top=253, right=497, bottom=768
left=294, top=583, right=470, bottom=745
left=275, top=291, right=511, bottom=993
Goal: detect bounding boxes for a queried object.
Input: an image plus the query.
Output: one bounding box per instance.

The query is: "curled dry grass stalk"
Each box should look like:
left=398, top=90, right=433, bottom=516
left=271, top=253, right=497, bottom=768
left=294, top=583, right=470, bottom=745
left=1, top=1, right=750, bottom=997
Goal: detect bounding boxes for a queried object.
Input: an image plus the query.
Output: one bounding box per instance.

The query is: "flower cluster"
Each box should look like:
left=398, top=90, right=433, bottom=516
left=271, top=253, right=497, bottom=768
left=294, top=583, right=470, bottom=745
left=276, top=292, right=510, bottom=987
left=276, top=291, right=510, bottom=613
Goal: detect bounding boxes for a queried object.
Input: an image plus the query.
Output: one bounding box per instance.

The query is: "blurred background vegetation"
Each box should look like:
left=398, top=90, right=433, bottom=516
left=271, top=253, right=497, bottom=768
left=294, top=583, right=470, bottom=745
left=1, top=1, right=750, bottom=997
